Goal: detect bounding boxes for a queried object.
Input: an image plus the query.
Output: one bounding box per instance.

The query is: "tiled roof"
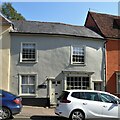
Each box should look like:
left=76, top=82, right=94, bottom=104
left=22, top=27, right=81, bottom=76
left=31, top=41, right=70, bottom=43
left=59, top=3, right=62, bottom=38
left=11, top=20, right=103, bottom=39
left=88, top=11, right=120, bottom=38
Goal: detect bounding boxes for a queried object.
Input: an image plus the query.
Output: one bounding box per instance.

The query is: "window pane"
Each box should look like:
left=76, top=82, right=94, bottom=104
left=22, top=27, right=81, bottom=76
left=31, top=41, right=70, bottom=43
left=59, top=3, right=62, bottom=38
left=84, top=92, right=100, bottom=101
left=72, top=46, right=84, bottom=64
left=57, top=81, right=61, bottom=84
left=22, top=43, right=36, bottom=61
left=21, top=75, right=36, bottom=94
left=100, top=93, right=116, bottom=103
left=71, top=92, right=80, bottom=99
left=21, top=85, right=28, bottom=93
left=22, top=76, right=28, bottom=84
left=82, top=77, right=89, bottom=89
left=67, top=77, right=89, bottom=90
left=29, top=85, right=35, bottom=94
left=94, top=82, right=102, bottom=91
left=29, top=76, right=35, bottom=84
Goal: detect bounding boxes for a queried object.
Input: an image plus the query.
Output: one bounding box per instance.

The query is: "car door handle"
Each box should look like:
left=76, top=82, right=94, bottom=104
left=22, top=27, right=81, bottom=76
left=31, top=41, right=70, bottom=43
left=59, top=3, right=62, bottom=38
left=83, top=103, right=87, bottom=105
left=103, top=105, right=107, bottom=108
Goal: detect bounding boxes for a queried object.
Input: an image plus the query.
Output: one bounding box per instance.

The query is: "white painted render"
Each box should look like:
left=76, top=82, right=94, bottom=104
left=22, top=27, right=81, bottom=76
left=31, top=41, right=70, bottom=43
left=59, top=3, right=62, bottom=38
left=10, top=33, right=105, bottom=98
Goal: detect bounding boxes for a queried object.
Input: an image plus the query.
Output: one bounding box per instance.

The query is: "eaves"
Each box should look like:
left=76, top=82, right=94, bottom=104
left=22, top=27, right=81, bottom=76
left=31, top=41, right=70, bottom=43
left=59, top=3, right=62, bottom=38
left=9, top=31, right=104, bottom=41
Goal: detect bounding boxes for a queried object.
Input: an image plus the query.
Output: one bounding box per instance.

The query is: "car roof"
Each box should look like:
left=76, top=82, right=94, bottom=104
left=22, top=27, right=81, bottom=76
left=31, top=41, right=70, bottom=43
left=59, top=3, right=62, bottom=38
left=65, top=89, right=103, bottom=93
left=64, top=90, right=117, bottom=97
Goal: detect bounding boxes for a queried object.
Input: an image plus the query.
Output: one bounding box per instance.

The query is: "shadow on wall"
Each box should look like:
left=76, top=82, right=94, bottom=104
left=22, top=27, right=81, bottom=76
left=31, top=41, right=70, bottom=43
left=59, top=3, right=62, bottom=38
left=22, top=98, right=50, bottom=107
left=106, top=73, right=116, bottom=95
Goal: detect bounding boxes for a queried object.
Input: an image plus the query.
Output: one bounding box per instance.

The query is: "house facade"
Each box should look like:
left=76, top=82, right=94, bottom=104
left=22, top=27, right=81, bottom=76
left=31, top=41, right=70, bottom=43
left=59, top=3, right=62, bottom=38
left=0, top=14, right=13, bottom=91
left=9, top=20, right=105, bottom=106
left=85, top=11, right=120, bottom=97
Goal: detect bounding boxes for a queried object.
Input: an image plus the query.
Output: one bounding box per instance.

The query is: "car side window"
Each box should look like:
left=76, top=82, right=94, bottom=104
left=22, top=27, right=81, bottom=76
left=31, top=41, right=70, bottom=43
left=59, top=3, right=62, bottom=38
left=100, top=93, right=117, bottom=103
left=71, top=92, right=100, bottom=102
left=71, top=92, right=85, bottom=99
left=84, top=92, right=100, bottom=101
left=71, top=92, right=80, bottom=99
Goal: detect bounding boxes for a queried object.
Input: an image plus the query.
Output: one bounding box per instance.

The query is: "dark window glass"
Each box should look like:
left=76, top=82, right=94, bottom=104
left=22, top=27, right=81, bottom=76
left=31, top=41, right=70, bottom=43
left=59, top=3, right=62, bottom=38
left=58, top=91, right=69, bottom=101
left=67, top=77, right=89, bottom=90
left=84, top=92, right=100, bottom=101
left=22, top=43, right=36, bottom=61
left=71, top=92, right=81, bottom=99
left=100, top=93, right=117, bottom=103
left=52, top=81, right=55, bottom=84
left=57, top=81, right=61, bottom=84
left=72, top=46, right=84, bottom=64
left=71, top=92, right=85, bottom=99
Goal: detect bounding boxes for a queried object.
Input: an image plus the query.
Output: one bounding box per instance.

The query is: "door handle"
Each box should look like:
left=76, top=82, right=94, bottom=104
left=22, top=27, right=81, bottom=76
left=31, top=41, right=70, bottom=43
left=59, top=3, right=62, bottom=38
left=83, top=103, right=87, bottom=105
left=103, top=105, right=107, bottom=108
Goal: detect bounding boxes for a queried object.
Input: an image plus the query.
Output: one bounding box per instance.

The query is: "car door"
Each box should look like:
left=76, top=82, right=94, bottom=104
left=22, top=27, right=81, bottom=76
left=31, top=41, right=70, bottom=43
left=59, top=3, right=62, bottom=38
left=82, top=92, right=103, bottom=118
left=100, top=93, right=118, bottom=118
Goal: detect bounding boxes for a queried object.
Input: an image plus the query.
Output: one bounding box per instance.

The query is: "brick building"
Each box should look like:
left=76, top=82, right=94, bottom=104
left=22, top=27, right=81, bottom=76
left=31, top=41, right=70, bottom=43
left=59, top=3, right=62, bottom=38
left=85, top=11, right=120, bottom=96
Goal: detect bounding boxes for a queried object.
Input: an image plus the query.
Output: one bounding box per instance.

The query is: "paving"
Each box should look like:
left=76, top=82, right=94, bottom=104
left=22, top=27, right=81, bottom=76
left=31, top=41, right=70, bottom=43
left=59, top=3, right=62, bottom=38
left=15, top=106, right=55, bottom=118
left=13, top=106, right=67, bottom=120
left=12, top=106, right=120, bottom=120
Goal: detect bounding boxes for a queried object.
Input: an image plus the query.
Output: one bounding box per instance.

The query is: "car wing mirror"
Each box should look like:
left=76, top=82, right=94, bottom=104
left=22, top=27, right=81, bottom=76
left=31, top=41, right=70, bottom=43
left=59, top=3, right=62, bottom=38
left=111, top=100, right=118, bottom=104
left=113, top=100, right=119, bottom=104
left=117, top=100, right=120, bottom=104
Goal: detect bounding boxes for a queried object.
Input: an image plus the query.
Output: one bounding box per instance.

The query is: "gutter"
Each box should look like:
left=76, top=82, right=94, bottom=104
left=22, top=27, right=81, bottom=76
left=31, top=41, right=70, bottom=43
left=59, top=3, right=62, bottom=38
left=9, top=31, right=104, bottom=40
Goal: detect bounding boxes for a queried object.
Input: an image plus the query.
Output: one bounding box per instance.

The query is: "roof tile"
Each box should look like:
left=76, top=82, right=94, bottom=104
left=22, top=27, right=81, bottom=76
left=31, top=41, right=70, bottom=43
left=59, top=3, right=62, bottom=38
left=89, top=12, right=120, bottom=38
left=11, top=20, right=103, bottom=39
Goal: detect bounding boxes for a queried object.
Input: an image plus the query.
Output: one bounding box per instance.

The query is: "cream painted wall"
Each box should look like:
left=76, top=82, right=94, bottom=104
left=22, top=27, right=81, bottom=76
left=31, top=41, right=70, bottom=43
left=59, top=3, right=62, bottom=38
left=0, top=25, right=11, bottom=91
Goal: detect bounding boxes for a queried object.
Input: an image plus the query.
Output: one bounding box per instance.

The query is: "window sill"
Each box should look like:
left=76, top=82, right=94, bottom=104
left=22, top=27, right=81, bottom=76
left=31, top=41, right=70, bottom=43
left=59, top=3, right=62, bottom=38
left=19, top=61, right=38, bottom=64
left=19, top=94, right=36, bottom=97
left=71, top=63, right=86, bottom=66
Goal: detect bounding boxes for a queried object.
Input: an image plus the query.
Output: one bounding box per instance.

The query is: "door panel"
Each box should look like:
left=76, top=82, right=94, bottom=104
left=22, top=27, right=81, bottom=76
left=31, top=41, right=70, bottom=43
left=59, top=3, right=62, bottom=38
left=102, top=103, right=118, bottom=118
left=80, top=92, right=103, bottom=118
left=55, top=81, right=62, bottom=102
left=100, top=93, right=118, bottom=118
left=50, top=81, right=56, bottom=105
left=50, top=80, right=62, bottom=105
left=83, top=100, right=103, bottom=118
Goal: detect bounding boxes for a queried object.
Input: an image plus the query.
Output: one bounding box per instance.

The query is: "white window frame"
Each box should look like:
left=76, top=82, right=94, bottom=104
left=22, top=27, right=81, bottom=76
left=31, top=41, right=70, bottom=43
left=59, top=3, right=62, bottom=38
left=71, top=45, right=86, bottom=65
left=116, top=72, right=120, bottom=94
left=66, top=76, right=90, bottom=90
left=19, top=74, right=37, bottom=96
left=20, top=42, right=38, bottom=63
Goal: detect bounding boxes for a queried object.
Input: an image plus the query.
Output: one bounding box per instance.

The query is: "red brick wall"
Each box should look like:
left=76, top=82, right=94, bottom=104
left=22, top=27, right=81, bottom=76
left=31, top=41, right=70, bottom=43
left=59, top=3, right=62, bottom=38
left=106, top=40, right=120, bottom=94
left=85, top=12, right=120, bottom=95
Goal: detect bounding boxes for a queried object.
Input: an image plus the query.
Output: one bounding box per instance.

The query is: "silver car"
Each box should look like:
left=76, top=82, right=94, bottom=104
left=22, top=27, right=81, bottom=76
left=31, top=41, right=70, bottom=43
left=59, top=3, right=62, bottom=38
left=55, top=90, right=120, bottom=120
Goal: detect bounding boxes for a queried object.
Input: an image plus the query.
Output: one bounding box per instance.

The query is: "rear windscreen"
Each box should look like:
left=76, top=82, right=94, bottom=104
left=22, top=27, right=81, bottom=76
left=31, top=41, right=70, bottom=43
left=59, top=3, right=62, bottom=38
left=58, top=91, right=69, bottom=100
